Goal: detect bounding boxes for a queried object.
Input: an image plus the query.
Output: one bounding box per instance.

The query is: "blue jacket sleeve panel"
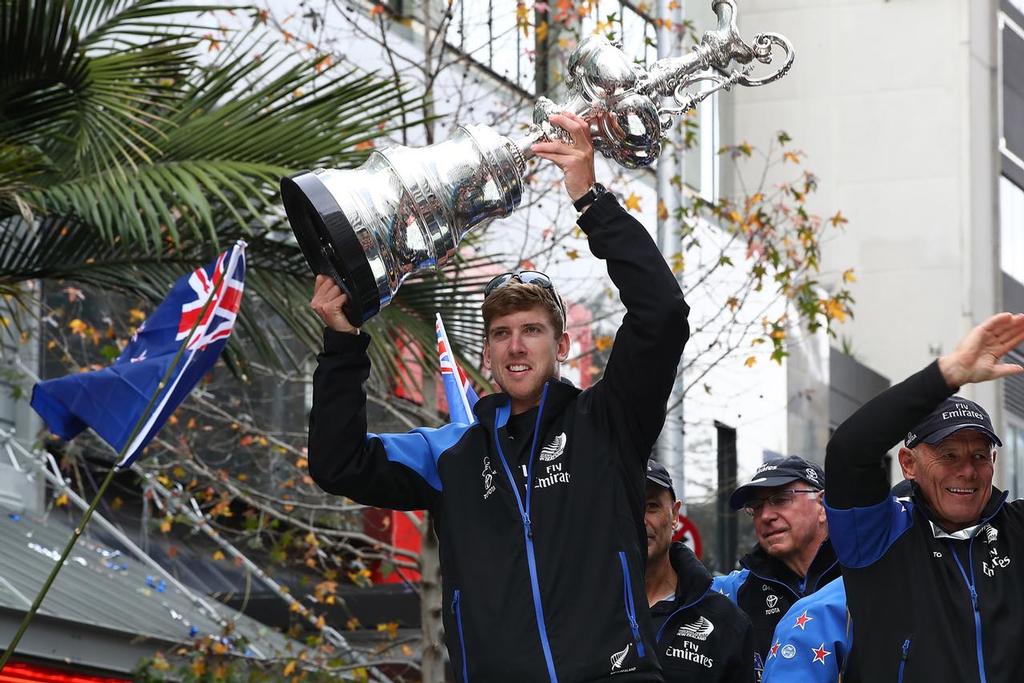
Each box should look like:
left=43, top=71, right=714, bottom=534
left=825, top=496, right=915, bottom=569
left=308, top=329, right=468, bottom=511
left=711, top=568, right=750, bottom=603
left=762, top=578, right=849, bottom=683
left=371, top=422, right=476, bottom=493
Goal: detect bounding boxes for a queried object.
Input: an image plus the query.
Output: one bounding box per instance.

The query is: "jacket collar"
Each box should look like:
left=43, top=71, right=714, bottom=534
left=741, top=537, right=838, bottom=594
left=669, top=542, right=712, bottom=604
left=472, top=377, right=581, bottom=430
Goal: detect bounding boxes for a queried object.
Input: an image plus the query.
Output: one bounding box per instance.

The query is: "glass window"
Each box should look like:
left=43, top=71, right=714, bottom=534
left=1008, top=422, right=1024, bottom=497
left=1002, top=13, right=1024, bottom=165
left=1002, top=176, right=1024, bottom=283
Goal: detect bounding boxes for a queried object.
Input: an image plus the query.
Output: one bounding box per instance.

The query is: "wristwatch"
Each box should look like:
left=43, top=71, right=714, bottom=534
left=573, top=182, right=607, bottom=212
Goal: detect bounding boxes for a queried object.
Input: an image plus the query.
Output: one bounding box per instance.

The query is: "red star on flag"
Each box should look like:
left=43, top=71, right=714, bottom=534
left=793, top=610, right=814, bottom=630
left=812, top=643, right=831, bottom=664
left=768, top=641, right=781, bottom=659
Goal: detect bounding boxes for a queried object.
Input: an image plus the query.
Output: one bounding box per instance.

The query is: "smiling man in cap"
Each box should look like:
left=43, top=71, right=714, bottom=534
left=711, top=455, right=840, bottom=667
left=825, top=312, right=1024, bottom=682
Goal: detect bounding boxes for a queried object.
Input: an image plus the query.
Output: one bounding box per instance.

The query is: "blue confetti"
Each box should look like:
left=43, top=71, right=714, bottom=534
left=189, top=626, right=199, bottom=638
left=8, top=513, right=20, bottom=521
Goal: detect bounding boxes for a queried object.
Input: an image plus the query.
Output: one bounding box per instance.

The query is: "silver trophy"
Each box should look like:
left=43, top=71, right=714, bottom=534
left=281, top=0, right=794, bottom=325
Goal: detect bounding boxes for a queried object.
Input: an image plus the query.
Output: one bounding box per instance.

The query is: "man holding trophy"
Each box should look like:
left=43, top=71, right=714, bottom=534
left=307, top=112, right=688, bottom=681
left=286, top=2, right=794, bottom=679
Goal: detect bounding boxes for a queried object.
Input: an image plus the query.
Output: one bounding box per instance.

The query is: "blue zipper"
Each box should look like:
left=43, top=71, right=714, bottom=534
left=493, top=384, right=559, bottom=682
left=897, top=638, right=911, bottom=683
left=617, top=551, right=646, bottom=657
left=948, top=539, right=988, bottom=683
left=452, top=590, right=469, bottom=682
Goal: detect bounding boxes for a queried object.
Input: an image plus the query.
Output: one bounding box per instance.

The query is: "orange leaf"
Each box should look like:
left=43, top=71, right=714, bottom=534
left=744, top=356, right=757, bottom=368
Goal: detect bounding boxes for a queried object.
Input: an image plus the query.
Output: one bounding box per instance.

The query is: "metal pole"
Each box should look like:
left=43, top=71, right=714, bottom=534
left=655, top=0, right=687, bottom=499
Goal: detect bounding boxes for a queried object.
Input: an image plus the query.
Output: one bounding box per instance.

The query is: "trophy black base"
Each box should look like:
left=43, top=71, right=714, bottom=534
left=280, top=172, right=380, bottom=326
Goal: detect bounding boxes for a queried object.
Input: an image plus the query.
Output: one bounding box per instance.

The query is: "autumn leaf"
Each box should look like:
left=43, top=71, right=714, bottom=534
left=516, top=1, right=529, bottom=35
left=725, top=297, right=739, bottom=311
left=376, top=621, right=399, bottom=639
left=68, top=319, right=88, bottom=336
left=669, top=252, right=684, bottom=274
left=783, top=151, right=802, bottom=164
left=536, top=20, right=549, bottom=41
left=354, top=140, right=375, bottom=151
left=160, top=516, right=173, bottom=533
left=212, top=550, right=225, bottom=561
left=314, top=55, right=333, bottom=74
left=55, top=493, right=69, bottom=507
left=842, top=268, right=856, bottom=283
left=744, top=356, right=757, bottom=368
left=623, top=193, right=642, bottom=212
left=657, top=199, right=668, bottom=221
left=594, top=335, right=613, bottom=352
left=346, top=617, right=361, bottom=630
left=283, top=660, right=297, bottom=676
left=151, top=653, right=171, bottom=671
left=829, top=211, right=849, bottom=227
left=369, top=4, right=386, bottom=16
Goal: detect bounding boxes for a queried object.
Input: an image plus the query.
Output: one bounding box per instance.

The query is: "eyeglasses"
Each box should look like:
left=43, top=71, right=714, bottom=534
left=484, top=270, right=566, bottom=320
left=742, top=489, right=820, bottom=517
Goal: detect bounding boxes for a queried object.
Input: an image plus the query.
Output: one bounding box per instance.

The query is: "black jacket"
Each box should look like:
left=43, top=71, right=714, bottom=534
left=308, top=192, right=689, bottom=682
left=711, top=539, right=840, bottom=665
left=825, top=360, right=1024, bottom=683
left=651, top=543, right=756, bottom=682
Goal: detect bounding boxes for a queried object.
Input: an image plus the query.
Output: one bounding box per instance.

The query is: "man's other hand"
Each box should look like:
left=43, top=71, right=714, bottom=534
left=939, top=312, right=1024, bottom=388
left=311, top=275, right=358, bottom=334
left=532, top=112, right=597, bottom=203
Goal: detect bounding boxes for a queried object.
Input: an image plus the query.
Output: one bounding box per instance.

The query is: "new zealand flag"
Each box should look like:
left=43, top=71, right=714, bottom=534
left=31, top=242, right=246, bottom=468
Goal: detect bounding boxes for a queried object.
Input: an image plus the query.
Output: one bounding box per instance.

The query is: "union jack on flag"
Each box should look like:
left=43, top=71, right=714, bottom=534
left=31, top=242, right=247, bottom=468
left=436, top=313, right=478, bottom=425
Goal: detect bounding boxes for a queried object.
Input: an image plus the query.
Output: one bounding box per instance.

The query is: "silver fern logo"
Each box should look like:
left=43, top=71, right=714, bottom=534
left=539, top=432, right=567, bottom=461
left=676, top=616, right=715, bottom=641
left=610, top=643, right=630, bottom=670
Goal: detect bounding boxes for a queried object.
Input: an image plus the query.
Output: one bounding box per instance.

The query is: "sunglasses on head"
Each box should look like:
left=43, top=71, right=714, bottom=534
left=484, top=270, right=566, bottom=321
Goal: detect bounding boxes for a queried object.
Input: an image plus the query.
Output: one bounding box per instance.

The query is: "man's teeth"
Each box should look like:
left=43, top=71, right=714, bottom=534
left=508, top=364, right=530, bottom=372
left=947, top=487, right=976, bottom=495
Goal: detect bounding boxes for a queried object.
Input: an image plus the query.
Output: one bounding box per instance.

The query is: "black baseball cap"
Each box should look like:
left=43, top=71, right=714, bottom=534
left=646, top=460, right=676, bottom=501
left=904, top=396, right=1002, bottom=449
left=728, top=455, right=825, bottom=510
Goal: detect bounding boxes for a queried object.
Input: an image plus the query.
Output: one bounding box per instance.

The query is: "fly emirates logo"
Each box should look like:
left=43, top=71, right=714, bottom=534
left=535, top=433, right=571, bottom=490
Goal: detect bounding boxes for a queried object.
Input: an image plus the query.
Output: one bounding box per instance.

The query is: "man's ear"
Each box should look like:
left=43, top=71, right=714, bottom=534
left=898, top=446, right=917, bottom=481
left=482, top=340, right=492, bottom=373
left=556, top=331, right=571, bottom=363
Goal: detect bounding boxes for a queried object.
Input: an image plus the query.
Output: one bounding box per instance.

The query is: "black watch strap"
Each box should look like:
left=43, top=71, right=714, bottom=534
left=573, top=182, right=607, bottom=212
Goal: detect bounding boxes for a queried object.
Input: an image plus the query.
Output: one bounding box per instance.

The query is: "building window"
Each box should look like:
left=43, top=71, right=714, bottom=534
left=1006, top=421, right=1024, bottom=497
left=1001, top=176, right=1024, bottom=283
left=1001, top=10, right=1024, bottom=172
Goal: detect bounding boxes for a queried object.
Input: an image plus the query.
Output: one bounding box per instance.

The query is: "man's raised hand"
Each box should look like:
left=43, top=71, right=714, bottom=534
left=310, top=275, right=358, bottom=334
left=939, top=312, right=1024, bottom=388
left=531, top=112, right=597, bottom=203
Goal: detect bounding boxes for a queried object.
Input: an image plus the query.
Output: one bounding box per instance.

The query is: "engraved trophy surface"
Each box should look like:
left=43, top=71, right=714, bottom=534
left=280, top=0, right=794, bottom=325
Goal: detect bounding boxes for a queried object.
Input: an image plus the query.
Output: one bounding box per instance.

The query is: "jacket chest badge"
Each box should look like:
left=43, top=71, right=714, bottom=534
left=981, top=524, right=1012, bottom=577
left=481, top=456, right=497, bottom=500
left=534, top=432, right=571, bottom=490
left=539, top=432, right=567, bottom=461
left=667, top=616, right=716, bottom=668
left=764, top=592, right=782, bottom=616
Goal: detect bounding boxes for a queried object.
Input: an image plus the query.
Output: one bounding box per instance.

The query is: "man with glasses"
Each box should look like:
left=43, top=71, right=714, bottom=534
left=307, top=111, right=689, bottom=682
left=711, top=456, right=840, bottom=669
left=824, top=313, right=1024, bottom=682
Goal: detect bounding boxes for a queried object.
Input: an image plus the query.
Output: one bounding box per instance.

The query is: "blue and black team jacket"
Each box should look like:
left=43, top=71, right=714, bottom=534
left=761, top=577, right=849, bottom=683
left=711, top=539, right=840, bottom=666
left=307, top=192, right=689, bottom=683
left=825, top=360, right=1024, bottom=683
